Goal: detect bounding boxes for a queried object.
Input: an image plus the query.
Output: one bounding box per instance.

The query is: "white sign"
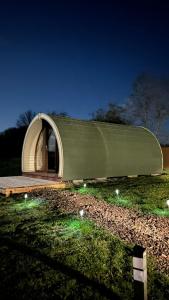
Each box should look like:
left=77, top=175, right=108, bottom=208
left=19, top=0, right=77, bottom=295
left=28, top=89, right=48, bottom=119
left=133, top=257, right=144, bottom=270
left=133, top=269, right=144, bottom=282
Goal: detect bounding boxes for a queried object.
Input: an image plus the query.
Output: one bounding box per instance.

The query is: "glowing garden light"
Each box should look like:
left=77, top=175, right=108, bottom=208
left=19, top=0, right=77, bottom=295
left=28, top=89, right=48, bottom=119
left=83, top=183, right=87, bottom=188
left=79, top=209, right=84, bottom=217
left=166, top=200, right=169, bottom=208
left=24, top=193, right=28, bottom=200
left=115, top=189, right=119, bottom=196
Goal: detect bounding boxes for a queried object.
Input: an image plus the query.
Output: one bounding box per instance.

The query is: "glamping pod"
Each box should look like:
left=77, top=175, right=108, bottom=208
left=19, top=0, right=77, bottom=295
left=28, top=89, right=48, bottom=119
left=22, top=113, right=163, bottom=180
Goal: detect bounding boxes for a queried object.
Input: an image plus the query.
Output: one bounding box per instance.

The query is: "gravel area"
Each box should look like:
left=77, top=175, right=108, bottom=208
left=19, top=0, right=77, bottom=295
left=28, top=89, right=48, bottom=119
left=31, top=189, right=169, bottom=275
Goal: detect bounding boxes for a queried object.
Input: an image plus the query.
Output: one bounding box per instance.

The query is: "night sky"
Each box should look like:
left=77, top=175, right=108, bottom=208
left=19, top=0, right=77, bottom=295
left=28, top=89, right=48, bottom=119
left=0, top=0, right=169, bottom=131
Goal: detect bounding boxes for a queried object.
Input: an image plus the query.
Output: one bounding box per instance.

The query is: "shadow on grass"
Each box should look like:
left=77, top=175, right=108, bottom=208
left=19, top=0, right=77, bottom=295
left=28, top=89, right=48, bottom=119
left=0, top=236, right=120, bottom=300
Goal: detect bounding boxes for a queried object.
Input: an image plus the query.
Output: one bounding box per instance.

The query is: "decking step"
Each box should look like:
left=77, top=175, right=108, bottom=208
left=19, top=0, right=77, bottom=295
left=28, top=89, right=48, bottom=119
left=0, top=176, right=71, bottom=197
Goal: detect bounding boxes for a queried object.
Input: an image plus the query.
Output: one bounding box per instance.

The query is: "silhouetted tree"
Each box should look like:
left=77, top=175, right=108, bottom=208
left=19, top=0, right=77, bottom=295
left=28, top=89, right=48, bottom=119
left=92, top=103, right=128, bottom=124
left=16, top=110, right=36, bottom=128
left=48, top=111, right=70, bottom=118
left=125, top=73, right=169, bottom=141
left=0, top=127, right=26, bottom=158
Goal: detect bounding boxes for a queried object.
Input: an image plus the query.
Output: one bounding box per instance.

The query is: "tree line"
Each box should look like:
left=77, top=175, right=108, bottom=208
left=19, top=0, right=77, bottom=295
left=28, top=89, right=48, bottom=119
left=92, top=73, right=169, bottom=144
left=1, top=72, right=169, bottom=160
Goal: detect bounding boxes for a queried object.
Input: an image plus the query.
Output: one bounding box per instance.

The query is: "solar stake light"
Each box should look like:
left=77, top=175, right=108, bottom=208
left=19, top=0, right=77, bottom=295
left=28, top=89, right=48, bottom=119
left=166, top=200, right=169, bottom=208
left=79, top=209, right=84, bottom=218
left=133, top=245, right=147, bottom=300
left=24, top=193, right=28, bottom=200
left=115, top=189, right=119, bottom=196
left=83, top=183, right=87, bottom=188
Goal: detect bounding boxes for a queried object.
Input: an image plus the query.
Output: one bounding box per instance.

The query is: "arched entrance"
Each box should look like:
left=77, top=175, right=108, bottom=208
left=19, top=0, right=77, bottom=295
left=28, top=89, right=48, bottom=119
left=22, top=113, right=63, bottom=179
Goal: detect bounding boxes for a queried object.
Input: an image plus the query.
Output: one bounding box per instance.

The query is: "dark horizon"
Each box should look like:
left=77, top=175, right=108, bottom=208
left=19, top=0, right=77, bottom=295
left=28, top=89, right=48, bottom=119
left=0, top=0, right=169, bottom=131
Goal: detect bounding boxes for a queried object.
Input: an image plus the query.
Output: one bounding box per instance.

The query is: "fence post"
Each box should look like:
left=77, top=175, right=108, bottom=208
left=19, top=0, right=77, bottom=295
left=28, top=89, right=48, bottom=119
left=133, top=245, right=147, bottom=300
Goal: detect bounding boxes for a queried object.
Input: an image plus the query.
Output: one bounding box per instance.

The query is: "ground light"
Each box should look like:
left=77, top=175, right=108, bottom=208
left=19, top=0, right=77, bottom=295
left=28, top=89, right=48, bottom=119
left=115, top=189, right=119, bottom=196
left=83, top=183, right=87, bottom=188
left=166, top=199, right=169, bottom=208
left=79, top=209, right=84, bottom=218
left=24, top=193, right=28, bottom=203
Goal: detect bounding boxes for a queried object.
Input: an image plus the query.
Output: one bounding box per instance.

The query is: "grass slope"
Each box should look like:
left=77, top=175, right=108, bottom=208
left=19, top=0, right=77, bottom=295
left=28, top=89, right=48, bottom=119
left=73, top=175, right=169, bottom=217
left=0, top=196, right=168, bottom=299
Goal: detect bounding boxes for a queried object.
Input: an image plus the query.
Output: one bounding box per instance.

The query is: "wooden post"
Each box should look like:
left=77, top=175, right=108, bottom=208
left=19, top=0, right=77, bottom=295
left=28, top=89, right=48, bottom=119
left=133, top=245, right=147, bottom=300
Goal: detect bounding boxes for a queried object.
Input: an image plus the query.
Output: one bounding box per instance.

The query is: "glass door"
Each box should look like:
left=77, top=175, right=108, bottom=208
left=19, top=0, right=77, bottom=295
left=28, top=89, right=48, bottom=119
left=48, top=129, right=56, bottom=171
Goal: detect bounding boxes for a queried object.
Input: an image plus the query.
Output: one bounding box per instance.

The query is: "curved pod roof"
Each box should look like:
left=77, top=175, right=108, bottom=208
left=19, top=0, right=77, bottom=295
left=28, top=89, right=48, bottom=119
left=22, top=113, right=163, bottom=180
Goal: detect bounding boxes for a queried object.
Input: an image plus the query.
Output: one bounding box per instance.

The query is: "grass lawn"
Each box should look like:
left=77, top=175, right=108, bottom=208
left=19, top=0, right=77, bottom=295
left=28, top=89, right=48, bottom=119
left=73, top=175, right=169, bottom=217
left=0, top=195, right=169, bottom=300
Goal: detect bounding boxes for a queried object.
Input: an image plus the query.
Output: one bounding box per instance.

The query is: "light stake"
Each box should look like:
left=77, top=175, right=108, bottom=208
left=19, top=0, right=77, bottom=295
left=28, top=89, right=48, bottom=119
left=166, top=199, right=169, bottom=208
left=83, top=183, right=87, bottom=188
left=79, top=209, right=84, bottom=218
left=115, top=189, right=119, bottom=196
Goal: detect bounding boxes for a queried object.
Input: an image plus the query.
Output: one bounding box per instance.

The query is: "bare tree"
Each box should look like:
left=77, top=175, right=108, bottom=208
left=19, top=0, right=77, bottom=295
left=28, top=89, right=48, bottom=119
left=125, top=73, right=169, bottom=141
left=48, top=111, right=70, bottom=118
left=92, top=103, right=128, bottom=124
left=16, top=110, right=36, bottom=128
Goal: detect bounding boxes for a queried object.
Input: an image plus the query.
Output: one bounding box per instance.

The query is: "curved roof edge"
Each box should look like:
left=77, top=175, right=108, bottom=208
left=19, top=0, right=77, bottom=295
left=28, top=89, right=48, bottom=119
left=140, top=126, right=163, bottom=171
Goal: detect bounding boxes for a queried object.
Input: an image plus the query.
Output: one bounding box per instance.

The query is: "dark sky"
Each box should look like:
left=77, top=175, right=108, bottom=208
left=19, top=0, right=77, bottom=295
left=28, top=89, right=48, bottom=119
left=0, top=0, right=169, bottom=131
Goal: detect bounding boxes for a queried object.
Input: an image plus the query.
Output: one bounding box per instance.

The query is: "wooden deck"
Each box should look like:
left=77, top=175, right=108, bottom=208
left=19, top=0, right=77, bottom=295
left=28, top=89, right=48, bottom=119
left=0, top=176, right=70, bottom=197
